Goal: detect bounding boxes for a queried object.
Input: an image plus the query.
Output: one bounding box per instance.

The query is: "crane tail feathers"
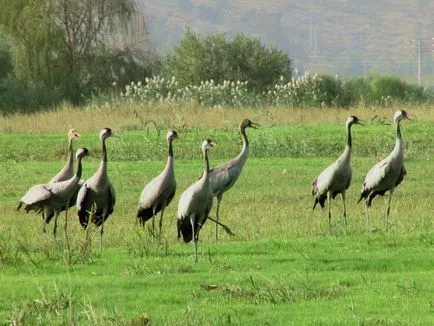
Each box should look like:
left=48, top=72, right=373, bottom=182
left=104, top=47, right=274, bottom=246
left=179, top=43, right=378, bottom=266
left=313, top=194, right=327, bottom=210
left=136, top=207, right=156, bottom=225
left=177, top=217, right=193, bottom=243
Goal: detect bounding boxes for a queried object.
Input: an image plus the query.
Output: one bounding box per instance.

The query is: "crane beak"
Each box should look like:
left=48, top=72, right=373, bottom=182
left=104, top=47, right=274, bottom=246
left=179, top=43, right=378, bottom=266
left=357, top=120, right=365, bottom=126
left=250, top=122, right=260, bottom=129
left=405, top=114, right=411, bottom=120
left=211, top=141, right=217, bottom=147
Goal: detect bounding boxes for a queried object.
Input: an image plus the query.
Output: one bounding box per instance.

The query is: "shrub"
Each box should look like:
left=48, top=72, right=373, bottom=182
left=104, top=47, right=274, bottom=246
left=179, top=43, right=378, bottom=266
left=116, top=74, right=434, bottom=109
left=343, top=75, right=429, bottom=107
left=268, top=72, right=350, bottom=108
left=162, top=30, right=291, bottom=92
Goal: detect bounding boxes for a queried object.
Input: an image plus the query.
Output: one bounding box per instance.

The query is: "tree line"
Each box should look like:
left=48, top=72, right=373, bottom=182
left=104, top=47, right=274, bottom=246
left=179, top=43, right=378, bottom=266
left=0, top=1, right=431, bottom=114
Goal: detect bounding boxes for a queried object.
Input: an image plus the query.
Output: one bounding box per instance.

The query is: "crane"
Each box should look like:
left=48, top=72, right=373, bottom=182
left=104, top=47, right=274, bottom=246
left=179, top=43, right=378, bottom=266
left=43, top=128, right=83, bottom=228
left=76, top=128, right=116, bottom=247
left=358, top=110, right=410, bottom=230
left=207, top=118, right=259, bottom=241
left=17, top=148, right=90, bottom=238
left=177, top=138, right=216, bottom=262
left=137, top=130, right=178, bottom=237
left=312, top=116, right=363, bottom=232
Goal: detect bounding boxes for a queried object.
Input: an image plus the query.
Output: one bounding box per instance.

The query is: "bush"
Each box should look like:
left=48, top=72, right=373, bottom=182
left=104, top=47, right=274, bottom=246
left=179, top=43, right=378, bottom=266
left=0, top=77, right=64, bottom=115
left=162, top=30, right=291, bottom=91
left=268, top=72, right=351, bottom=108
left=119, top=74, right=432, bottom=109
left=344, top=75, right=430, bottom=107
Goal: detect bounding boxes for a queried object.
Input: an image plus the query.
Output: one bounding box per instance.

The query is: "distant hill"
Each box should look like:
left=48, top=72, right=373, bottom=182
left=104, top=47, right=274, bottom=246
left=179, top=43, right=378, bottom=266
left=139, top=0, right=434, bottom=83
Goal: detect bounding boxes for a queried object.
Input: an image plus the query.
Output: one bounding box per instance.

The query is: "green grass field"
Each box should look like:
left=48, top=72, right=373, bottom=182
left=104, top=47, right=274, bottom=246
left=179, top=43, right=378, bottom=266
left=0, top=108, right=433, bottom=325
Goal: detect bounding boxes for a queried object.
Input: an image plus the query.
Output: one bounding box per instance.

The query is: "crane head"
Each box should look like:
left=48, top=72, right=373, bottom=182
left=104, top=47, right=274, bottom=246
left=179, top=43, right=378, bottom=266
left=394, top=110, right=410, bottom=123
left=240, top=118, right=260, bottom=130
left=202, top=138, right=216, bottom=152
left=76, top=147, right=89, bottom=160
left=347, top=116, right=364, bottom=126
left=167, top=130, right=178, bottom=142
left=99, top=128, right=114, bottom=141
left=68, top=128, right=80, bottom=140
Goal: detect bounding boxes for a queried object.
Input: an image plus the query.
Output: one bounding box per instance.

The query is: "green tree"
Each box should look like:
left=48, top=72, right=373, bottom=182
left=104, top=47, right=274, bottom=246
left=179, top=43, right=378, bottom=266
left=0, top=36, right=12, bottom=80
left=0, top=0, right=153, bottom=104
left=163, top=30, right=291, bottom=91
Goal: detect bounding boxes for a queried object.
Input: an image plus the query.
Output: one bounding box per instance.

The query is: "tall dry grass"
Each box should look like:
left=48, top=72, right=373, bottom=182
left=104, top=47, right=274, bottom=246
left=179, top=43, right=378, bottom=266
left=1, top=102, right=434, bottom=133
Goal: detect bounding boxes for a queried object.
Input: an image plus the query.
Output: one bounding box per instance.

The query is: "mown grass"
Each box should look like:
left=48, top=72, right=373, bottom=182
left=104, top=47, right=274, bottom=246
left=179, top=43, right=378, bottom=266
left=0, top=105, right=433, bottom=325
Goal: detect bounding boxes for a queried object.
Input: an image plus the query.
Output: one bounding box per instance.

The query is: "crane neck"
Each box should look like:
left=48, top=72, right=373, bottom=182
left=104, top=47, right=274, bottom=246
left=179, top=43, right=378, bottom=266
left=202, top=148, right=210, bottom=181
left=338, top=122, right=353, bottom=163
left=75, top=155, right=83, bottom=179
left=241, top=126, right=249, bottom=148
left=393, top=119, right=404, bottom=154
left=346, top=123, right=353, bottom=148
left=66, top=138, right=74, bottom=167
left=98, top=137, right=108, bottom=172
left=168, top=139, right=174, bottom=158
left=165, top=140, right=175, bottom=171
left=237, top=126, right=250, bottom=162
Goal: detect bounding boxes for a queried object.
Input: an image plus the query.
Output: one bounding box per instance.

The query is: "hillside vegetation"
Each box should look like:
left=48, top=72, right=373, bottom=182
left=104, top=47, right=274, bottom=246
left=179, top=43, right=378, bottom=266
left=143, top=0, right=434, bottom=79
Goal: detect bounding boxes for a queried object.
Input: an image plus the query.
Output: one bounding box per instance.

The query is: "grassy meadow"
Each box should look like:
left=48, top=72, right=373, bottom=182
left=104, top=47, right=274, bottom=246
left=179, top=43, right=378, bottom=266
left=0, top=104, right=433, bottom=325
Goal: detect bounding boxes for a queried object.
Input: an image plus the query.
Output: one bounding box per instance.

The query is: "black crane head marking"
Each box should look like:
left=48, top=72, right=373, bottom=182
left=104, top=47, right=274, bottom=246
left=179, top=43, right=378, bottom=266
left=202, top=138, right=216, bottom=151
left=76, top=147, right=90, bottom=159
left=100, top=127, right=117, bottom=141
left=241, top=118, right=260, bottom=129
left=167, top=130, right=178, bottom=141
left=400, top=110, right=410, bottom=120
left=394, top=110, right=411, bottom=123
left=349, top=115, right=364, bottom=126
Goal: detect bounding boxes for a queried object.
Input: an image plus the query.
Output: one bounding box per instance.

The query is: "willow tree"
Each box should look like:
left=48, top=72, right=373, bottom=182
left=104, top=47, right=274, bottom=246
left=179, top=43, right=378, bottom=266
left=0, top=0, right=151, bottom=104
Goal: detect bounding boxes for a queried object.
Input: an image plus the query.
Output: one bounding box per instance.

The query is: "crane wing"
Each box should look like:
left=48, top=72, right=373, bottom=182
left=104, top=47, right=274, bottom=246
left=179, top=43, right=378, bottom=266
left=76, top=182, right=91, bottom=228
left=20, top=184, right=55, bottom=206
left=138, top=176, right=165, bottom=210
left=395, top=165, right=407, bottom=188
left=312, top=164, right=336, bottom=196
left=363, top=159, right=390, bottom=190
left=108, top=182, right=116, bottom=216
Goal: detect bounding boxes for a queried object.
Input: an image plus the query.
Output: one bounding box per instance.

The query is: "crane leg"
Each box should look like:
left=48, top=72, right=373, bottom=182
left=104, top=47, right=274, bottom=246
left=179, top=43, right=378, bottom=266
left=341, top=191, right=347, bottom=226
left=41, top=210, right=48, bottom=233
left=158, top=207, right=165, bottom=238
left=100, top=224, right=104, bottom=249
left=365, top=203, right=370, bottom=230
left=327, top=191, right=332, bottom=234
left=190, top=216, right=198, bottom=263
left=215, top=194, right=223, bottom=242
left=386, top=189, right=394, bottom=232
left=53, top=211, right=59, bottom=240
left=41, top=220, right=47, bottom=234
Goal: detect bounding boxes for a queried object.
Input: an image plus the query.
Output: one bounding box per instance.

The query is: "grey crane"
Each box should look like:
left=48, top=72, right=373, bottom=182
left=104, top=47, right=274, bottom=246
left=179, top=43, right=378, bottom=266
left=137, top=130, right=178, bottom=237
left=43, top=128, right=83, bottom=228
left=76, top=128, right=116, bottom=247
left=207, top=118, right=259, bottom=241
left=17, top=148, right=90, bottom=238
left=49, top=128, right=81, bottom=183
left=358, top=110, right=410, bottom=230
left=312, top=116, right=363, bottom=232
left=177, top=138, right=216, bottom=263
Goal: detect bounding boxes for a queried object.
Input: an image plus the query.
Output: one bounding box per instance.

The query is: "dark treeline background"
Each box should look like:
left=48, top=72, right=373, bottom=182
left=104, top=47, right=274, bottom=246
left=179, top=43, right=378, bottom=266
left=0, top=1, right=432, bottom=114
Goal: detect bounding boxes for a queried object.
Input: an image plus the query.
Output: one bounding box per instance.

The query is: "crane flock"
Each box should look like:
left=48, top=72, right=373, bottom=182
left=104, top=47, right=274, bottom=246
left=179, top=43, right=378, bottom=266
left=17, top=111, right=411, bottom=261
